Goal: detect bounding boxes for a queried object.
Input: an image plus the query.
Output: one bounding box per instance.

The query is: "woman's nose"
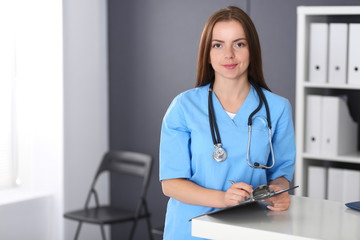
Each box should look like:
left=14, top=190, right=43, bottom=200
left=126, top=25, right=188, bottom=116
left=224, top=47, right=235, bottom=59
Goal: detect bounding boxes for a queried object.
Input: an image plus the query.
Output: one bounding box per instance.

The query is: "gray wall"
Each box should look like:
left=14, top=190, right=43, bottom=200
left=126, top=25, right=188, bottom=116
left=108, top=0, right=360, bottom=239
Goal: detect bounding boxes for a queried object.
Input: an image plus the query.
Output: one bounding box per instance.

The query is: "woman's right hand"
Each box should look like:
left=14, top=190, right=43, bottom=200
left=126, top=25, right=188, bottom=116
left=223, top=182, right=253, bottom=207
left=161, top=178, right=253, bottom=208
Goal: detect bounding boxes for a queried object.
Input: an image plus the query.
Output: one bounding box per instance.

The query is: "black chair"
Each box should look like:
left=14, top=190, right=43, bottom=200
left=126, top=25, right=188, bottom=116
left=64, top=150, right=154, bottom=240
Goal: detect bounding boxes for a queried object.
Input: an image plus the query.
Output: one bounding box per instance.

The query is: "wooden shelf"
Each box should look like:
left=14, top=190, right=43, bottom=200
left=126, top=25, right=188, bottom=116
left=302, top=152, right=360, bottom=164
left=298, top=6, right=360, bottom=16
left=303, top=82, right=360, bottom=90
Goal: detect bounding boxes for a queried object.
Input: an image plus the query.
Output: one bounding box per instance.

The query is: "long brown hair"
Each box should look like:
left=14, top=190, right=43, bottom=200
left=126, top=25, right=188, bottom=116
left=195, top=6, right=270, bottom=91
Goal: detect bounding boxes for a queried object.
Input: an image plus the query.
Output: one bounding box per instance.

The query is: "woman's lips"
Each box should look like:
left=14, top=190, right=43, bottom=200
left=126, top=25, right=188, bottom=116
left=223, top=64, right=237, bottom=69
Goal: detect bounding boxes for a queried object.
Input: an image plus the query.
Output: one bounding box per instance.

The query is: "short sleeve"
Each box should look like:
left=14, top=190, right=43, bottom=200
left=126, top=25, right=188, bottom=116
left=267, top=100, right=296, bottom=182
left=159, top=94, right=192, bottom=181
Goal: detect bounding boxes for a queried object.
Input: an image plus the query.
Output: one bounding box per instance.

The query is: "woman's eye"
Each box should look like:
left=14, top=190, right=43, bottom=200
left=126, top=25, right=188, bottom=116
left=235, top=42, right=245, bottom=48
left=213, top=43, right=222, bottom=48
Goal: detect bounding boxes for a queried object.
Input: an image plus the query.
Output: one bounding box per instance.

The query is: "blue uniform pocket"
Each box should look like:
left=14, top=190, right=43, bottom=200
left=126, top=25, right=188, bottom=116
left=248, top=116, right=271, bottom=166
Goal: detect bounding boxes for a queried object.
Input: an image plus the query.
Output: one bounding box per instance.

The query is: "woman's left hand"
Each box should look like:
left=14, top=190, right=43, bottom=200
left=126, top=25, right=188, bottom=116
left=263, top=184, right=290, bottom=211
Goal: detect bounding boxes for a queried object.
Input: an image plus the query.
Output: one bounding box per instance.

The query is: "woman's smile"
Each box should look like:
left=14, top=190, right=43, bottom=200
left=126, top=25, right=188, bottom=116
left=223, top=64, right=238, bottom=69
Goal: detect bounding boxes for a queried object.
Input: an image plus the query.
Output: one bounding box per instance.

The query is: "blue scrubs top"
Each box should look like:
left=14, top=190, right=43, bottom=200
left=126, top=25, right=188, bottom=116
left=159, top=83, right=296, bottom=240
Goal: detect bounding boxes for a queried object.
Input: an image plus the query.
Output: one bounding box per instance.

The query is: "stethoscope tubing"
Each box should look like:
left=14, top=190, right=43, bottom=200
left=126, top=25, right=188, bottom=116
left=208, top=80, right=275, bottom=169
left=208, top=87, right=221, bottom=145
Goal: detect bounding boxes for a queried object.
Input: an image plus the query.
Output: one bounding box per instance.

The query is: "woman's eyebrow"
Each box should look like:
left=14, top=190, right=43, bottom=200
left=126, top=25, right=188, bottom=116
left=212, top=39, right=225, bottom=43
left=233, top=38, right=246, bottom=42
left=212, top=38, right=246, bottom=43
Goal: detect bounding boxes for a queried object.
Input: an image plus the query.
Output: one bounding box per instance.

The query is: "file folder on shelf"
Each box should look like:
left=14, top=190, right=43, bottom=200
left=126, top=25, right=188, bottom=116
left=328, top=167, right=344, bottom=202
left=305, top=95, right=358, bottom=155
left=308, top=166, right=327, bottom=199
left=321, top=96, right=358, bottom=155
left=328, top=168, right=360, bottom=203
left=308, top=23, right=328, bottom=83
left=328, top=23, right=348, bottom=84
left=348, top=23, right=360, bottom=84
left=305, top=95, right=322, bottom=154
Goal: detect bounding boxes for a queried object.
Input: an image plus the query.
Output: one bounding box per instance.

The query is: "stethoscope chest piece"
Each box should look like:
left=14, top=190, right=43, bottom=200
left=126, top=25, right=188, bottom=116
left=213, top=144, right=227, bottom=162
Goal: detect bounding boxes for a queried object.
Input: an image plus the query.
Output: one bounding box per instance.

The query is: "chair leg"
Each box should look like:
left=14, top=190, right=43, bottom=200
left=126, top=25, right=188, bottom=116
left=74, top=221, right=83, bottom=240
left=142, top=201, right=154, bottom=240
left=128, top=220, right=139, bottom=240
left=100, top=224, right=107, bottom=240
left=145, top=216, right=154, bottom=240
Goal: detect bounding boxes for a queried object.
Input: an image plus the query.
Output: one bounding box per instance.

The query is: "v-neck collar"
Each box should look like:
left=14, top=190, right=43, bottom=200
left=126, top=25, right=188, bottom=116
left=209, top=84, right=260, bottom=127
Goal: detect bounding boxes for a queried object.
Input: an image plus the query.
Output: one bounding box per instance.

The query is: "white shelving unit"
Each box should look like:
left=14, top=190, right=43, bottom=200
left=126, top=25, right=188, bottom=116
left=295, top=6, right=360, bottom=196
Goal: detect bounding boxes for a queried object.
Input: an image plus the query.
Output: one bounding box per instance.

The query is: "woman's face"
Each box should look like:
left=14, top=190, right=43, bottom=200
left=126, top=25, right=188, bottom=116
left=209, top=20, right=250, bottom=82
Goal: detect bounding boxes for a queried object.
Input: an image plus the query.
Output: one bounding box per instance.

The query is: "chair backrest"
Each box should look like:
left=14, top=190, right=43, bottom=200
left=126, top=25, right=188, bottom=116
left=85, top=151, right=153, bottom=208
left=85, top=150, right=153, bottom=209
left=97, top=150, right=153, bottom=190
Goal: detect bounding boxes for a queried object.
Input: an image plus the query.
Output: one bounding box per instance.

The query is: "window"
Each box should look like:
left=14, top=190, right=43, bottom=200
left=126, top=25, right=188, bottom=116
left=0, top=1, right=18, bottom=189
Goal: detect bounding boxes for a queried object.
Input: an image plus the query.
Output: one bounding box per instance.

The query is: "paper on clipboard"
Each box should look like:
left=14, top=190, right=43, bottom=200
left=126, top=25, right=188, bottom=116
left=190, top=185, right=299, bottom=221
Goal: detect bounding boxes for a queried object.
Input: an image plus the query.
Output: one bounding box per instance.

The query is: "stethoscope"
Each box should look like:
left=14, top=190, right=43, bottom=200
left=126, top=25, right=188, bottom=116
left=208, top=80, right=275, bottom=169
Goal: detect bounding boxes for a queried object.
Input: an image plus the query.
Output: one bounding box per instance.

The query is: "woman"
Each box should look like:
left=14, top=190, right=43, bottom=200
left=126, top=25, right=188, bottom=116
left=159, top=6, right=295, bottom=239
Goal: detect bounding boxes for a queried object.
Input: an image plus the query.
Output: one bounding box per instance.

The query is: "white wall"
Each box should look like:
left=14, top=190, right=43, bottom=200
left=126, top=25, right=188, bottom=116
left=0, top=0, right=108, bottom=239
left=63, top=0, right=109, bottom=239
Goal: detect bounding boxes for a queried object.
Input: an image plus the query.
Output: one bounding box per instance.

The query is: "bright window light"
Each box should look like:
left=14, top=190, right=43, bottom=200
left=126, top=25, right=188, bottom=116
left=0, top=1, right=17, bottom=189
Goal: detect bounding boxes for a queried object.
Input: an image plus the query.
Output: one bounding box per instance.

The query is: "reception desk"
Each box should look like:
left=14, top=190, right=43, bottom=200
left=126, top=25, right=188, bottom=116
left=192, top=196, right=360, bottom=240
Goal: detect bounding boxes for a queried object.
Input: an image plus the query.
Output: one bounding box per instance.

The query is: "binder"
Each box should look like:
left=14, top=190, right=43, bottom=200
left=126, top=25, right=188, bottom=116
left=309, top=23, right=328, bottom=83
left=343, top=169, right=360, bottom=203
left=328, top=168, right=360, bottom=203
left=305, top=95, right=322, bottom=154
left=328, top=167, right=344, bottom=202
left=348, top=23, right=360, bottom=84
left=308, top=166, right=327, bottom=199
left=320, top=96, right=358, bottom=155
left=321, top=96, right=337, bottom=154
left=328, top=24, right=348, bottom=84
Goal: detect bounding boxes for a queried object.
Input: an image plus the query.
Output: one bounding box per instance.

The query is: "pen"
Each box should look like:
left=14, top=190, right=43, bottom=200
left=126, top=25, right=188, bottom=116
left=229, top=180, right=235, bottom=185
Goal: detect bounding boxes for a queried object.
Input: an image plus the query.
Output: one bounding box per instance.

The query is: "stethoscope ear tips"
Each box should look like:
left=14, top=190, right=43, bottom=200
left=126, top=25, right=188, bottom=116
left=254, top=162, right=260, bottom=167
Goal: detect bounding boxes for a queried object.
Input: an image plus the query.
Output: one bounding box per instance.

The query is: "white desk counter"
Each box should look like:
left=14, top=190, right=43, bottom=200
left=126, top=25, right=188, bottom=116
left=192, top=196, right=360, bottom=240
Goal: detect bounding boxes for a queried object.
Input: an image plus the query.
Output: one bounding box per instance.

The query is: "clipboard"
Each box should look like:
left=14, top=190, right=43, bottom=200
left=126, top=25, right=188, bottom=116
left=190, top=185, right=299, bottom=221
